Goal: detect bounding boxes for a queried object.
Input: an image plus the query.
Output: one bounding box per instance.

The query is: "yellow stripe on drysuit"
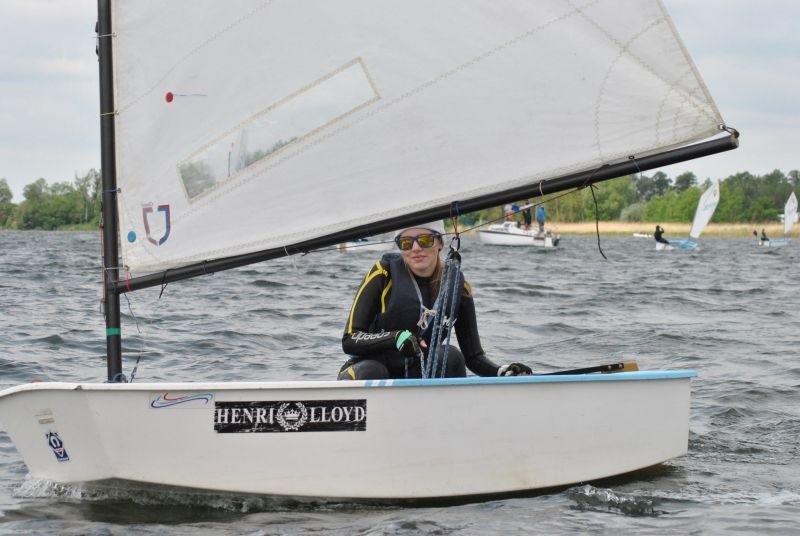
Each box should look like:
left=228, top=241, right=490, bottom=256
left=346, top=260, right=388, bottom=334
left=380, top=281, right=392, bottom=312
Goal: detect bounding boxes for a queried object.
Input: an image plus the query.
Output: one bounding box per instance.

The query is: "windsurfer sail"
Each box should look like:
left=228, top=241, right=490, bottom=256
left=657, top=181, right=721, bottom=251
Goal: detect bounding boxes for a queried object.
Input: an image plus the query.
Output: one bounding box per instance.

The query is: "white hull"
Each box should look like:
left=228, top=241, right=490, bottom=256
left=656, top=240, right=696, bottom=251
left=757, top=239, right=790, bottom=248
left=0, top=372, right=693, bottom=499
left=477, top=222, right=560, bottom=248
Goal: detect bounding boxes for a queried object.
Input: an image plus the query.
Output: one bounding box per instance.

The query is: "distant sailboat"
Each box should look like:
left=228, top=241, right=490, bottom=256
left=656, top=181, right=720, bottom=251
left=337, top=235, right=394, bottom=252
left=758, top=192, right=797, bottom=247
left=477, top=221, right=561, bottom=248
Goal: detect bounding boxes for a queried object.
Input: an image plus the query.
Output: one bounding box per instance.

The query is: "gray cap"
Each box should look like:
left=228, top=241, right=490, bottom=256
left=394, top=220, right=446, bottom=237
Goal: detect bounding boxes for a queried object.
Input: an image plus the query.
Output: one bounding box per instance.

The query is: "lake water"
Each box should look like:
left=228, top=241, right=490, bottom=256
left=1, top=230, right=798, bottom=535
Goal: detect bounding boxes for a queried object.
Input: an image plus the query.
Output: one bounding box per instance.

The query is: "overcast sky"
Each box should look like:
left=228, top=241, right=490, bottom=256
left=1, top=1, right=797, bottom=201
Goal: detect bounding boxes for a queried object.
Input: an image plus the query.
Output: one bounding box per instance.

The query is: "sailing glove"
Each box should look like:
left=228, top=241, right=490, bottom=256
left=498, top=363, right=533, bottom=376
left=395, top=330, right=422, bottom=358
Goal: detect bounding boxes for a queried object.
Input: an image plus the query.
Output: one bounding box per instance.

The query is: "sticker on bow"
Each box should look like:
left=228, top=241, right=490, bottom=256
left=46, top=431, right=70, bottom=462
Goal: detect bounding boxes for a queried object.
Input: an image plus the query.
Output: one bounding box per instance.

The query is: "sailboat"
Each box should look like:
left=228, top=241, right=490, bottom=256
left=757, top=192, right=797, bottom=247
left=0, top=1, right=739, bottom=500
left=656, top=180, right=721, bottom=251
left=477, top=220, right=561, bottom=248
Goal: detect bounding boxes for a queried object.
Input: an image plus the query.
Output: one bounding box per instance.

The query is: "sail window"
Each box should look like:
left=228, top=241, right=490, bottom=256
left=178, top=59, right=378, bottom=200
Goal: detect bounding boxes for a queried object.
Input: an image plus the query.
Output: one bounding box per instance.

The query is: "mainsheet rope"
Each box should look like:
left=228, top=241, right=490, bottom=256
left=422, top=224, right=463, bottom=377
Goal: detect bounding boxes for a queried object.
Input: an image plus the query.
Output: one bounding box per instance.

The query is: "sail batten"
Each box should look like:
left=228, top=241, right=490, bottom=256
left=112, top=0, right=733, bottom=274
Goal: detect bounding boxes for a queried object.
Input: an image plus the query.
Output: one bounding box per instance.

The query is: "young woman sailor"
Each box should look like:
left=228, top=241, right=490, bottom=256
left=338, top=221, right=532, bottom=380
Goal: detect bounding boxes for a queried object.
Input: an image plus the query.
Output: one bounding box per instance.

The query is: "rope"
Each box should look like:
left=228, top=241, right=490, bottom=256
left=158, top=269, right=169, bottom=299
left=122, top=291, right=144, bottom=383
left=589, top=185, right=608, bottom=260
left=425, top=248, right=462, bottom=378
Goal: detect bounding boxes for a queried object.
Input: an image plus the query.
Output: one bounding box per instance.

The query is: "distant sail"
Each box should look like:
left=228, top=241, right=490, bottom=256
left=784, top=192, right=797, bottom=236
left=689, top=181, right=720, bottom=240
left=112, top=0, right=726, bottom=272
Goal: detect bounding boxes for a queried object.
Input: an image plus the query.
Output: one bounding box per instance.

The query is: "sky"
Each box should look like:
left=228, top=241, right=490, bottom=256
left=0, top=1, right=798, bottom=202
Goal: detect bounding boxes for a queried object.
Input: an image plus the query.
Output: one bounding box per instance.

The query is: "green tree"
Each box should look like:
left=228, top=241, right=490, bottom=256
left=715, top=180, right=746, bottom=222
left=788, top=170, right=800, bottom=189
left=13, top=174, right=100, bottom=230
left=73, top=169, right=101, bottom=224
left=0, top=178, right=15, bottom=227
left=632, top=171, right=672, bottom=202
left=547, top=189, right=586, bottom=221
left=581, top=176, right=637, bottom=220
left=619, top=202, right=646, bottom=222
left=643, top=187, right=700, bottom=223
left=673, top=171, right=697, bottom=193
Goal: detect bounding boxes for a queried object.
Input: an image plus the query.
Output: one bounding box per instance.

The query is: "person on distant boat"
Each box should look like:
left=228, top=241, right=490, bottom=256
left=753, top=229, right=758, bottom=239
left=521, top=200, right=532, bottom=231
left=338, top=221, right=533, bottom=380
left=536, top=205, right=546, bottom=233
left=654, top=225, right=669, bottom=244
left=504, top=203, right=521, bottom=226
left=761, top=228, right=769, bottom=242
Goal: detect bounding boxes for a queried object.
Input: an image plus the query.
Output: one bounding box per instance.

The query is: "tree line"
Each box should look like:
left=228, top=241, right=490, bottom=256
left=460, top=169, right=799, bottom=227
left=1, top=168, right=798, bottom=230
left=0, top=170, right=101, bottom=230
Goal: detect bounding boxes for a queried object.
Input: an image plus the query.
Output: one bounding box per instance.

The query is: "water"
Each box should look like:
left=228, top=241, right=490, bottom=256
left=1, top=230, right=799, bottom=535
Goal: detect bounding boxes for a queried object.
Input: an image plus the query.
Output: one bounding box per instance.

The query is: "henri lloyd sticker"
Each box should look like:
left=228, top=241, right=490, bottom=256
left=214, top=399, right=366, bottom=433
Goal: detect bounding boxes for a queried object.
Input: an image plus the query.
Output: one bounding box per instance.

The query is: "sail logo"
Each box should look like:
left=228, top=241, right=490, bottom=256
left=142, top=203, right=171, bottom=246
left=214, top=399, right=367, bottom=433
left=46, top=431, right=70, bottom=462
left=150, top=392, right=213, bottom=409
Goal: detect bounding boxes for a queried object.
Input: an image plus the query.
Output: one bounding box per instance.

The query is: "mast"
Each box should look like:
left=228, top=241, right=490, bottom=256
left=97, top=0, right=123, bottom=381
left=113, top=132, right=738, bottom=294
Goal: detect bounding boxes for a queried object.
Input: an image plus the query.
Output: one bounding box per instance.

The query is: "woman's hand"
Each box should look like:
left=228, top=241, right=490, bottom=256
left=497, top=363, right=533, bottom=376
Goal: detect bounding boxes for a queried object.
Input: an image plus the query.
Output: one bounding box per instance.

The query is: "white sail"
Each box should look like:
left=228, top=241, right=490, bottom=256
left=784, top=192, right=797, bottom=236
left=688, top=180, right=720, bottom=240
left=112, top=0, right=725, bottom=271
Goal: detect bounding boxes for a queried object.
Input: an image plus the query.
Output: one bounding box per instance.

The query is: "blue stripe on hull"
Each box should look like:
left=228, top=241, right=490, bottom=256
left=364, top=370, right=696, bottom=387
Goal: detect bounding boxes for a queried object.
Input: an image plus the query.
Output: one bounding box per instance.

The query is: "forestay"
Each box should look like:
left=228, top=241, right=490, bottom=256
left=113, top=0, right=725, bottom=272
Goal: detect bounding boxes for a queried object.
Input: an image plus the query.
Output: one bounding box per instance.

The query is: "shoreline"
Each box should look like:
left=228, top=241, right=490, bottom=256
left=1, top=222, right=792, bottom=238
left=552, top=222, right=787, bottom=237
left=470, top=221, right=791, bottom=238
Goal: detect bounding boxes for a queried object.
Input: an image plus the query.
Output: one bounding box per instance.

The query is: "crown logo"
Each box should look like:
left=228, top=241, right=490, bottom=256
left=276, top=402, right=308, bottom=431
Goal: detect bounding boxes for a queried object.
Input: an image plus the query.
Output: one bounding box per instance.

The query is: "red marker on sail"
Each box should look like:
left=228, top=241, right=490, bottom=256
left=165, top=91, right=207, bottom=103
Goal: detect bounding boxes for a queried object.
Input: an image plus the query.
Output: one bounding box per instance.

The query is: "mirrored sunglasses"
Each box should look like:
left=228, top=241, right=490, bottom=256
left=394, top=233, right=440, bottom=251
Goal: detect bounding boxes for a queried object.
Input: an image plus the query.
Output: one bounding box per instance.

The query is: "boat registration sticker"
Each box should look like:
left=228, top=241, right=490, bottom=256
left=214, top=400, right=366, bottom=433
left=46, top=431, right=70, bottom=462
